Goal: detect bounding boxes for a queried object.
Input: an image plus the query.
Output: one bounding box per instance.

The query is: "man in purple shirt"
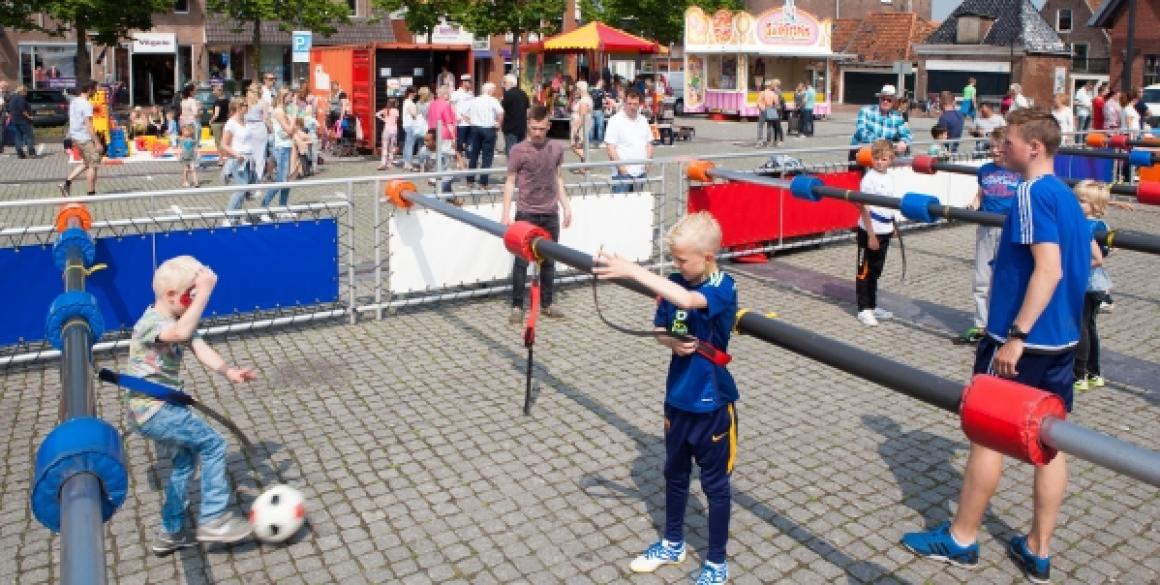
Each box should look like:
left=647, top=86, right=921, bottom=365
left=501, top=104, right=574, bottom=324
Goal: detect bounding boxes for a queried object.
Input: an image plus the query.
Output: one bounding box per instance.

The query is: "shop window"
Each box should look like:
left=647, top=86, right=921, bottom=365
left=20, top=45, right=79, bottom=90
left=174, top=0, right=189, bottom=13
left=347, top=0, right=358, bottom=16
left=1057, top=9, right=1071, bottom=33
left=1144, top=55, right=1160, bottom=87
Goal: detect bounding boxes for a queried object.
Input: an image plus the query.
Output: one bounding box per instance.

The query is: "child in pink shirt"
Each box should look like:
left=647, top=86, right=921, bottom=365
left=376, top=98, right=400, bottom=170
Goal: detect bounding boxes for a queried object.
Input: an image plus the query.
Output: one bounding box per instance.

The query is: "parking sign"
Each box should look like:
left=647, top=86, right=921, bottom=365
left=293, top=31, right=312, bottom=63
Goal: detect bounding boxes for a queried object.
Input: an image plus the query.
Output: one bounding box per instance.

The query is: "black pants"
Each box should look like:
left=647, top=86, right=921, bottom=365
left=768, top=118, right=783, bottom=143
left=1073, top=291, right=1103, bottom=378
left=856, top=228, right=891, bottom=311
left=511, top=211, right=560, bottom=309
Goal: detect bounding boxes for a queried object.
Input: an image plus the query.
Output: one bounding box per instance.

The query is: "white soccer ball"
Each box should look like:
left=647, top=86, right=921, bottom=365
left=249, top=484, right=307, bottom=543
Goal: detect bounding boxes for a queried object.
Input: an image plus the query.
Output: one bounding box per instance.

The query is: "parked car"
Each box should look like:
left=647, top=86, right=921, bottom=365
left=1142, top=84, right=1160, bottom=129
left=26, top=89, right=71, bottom=127
left=634, top=71, right=687, bottom=115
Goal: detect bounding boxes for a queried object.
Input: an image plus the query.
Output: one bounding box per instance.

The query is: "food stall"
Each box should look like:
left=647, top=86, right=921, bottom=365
left=683, top=4, right=835, bottom=118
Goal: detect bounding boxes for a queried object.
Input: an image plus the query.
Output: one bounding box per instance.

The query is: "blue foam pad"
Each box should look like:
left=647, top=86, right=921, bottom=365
left=52, top=227, right=96, bottom=272
left=899, top=193, right=939, bottom=223
left=1128, top=149, right=1154, bottom=168
left=45, top=291, right=105, bottom=350
left=32, top=417, right=128, bottom=532
left=789, top=175, right=823, bottom=201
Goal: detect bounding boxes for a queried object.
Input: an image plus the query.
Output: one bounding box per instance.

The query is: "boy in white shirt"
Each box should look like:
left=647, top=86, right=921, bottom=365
left=855, top=139, right=899, bottom=326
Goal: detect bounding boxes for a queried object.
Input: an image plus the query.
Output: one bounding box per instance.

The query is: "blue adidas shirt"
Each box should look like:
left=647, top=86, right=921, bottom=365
left=986, top=175, right=1091, bottom=351
left=653, top=271, right=739, bottom=413
left=977, top=162, right=1021, bottom=214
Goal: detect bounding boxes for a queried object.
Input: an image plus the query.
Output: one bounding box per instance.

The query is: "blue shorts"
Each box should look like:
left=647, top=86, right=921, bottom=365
left=974, top=337, right=1076, bottom=412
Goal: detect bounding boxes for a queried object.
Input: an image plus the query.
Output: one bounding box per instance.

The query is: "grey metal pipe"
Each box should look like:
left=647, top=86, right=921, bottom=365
left=59, top=474, right=107, bottom=585
left=1041, top=418, right=1160, bottom=487
left=56, top=230, right=108, bottom=585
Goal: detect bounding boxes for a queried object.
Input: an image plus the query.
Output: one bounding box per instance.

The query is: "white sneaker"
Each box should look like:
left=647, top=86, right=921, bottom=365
left=35, top=144, right=45, bottom=157
left=630, top=540, right=686, bottom=573
left=857, top=310, right=879, bottom=326
left=872, top=308, right=894, bottom=320
left=259, top=214, right=273, bottom=223
left=219, top=219, right=233, bottom=227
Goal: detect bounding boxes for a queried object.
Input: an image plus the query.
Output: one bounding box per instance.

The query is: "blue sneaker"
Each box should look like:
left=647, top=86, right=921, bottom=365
left=1007, top=535, right=1051, bottom=584
left=695, top=560, right=728, bottom=584
left=629, top=540, right=686, bottom=573
left=900, top=522, right=980, bottom=568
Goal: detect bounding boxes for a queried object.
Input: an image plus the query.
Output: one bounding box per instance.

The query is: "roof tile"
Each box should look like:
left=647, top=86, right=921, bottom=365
left=205, top=14, right=397, bottom=46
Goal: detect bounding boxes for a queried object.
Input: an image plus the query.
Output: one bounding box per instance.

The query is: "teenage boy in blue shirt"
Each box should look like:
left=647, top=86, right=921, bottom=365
left=594, top=211, right=739, bottom=585
left=902, top=108, right=1091, bottom=584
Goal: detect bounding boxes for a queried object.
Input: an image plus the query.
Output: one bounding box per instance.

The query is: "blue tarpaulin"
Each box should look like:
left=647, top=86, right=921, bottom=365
left=0, top=220, right=340, bottom=347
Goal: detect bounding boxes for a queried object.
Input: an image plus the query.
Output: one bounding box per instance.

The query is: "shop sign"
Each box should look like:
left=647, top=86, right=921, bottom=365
left=684, top=5, right=831, bottom=52
left=430, top=21, right=474, bottom=45
left=132, top=32, right=176, bottom=54
left=755, top=6, right=821, bottom=45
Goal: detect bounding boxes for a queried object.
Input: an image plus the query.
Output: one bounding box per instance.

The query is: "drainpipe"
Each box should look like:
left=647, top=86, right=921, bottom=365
left=1123, top=0, right=1136, bottom=92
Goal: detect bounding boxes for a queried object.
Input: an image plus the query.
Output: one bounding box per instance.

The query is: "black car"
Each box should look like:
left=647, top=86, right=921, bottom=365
left=27, top=90, right=71, bottom=127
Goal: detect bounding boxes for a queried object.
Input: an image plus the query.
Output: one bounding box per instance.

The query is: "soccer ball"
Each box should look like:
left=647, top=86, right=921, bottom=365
left=249, top=484, right=307, bottom=543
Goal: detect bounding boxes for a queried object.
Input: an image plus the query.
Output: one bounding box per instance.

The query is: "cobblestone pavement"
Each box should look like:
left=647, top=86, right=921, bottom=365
left=2, top=113, right=1158, bottom=584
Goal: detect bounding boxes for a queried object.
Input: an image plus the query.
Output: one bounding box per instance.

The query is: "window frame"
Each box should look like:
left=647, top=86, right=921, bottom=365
left=1057, top=9, right=1072, bottom=33
left=174, top=0, right=189, bottom=14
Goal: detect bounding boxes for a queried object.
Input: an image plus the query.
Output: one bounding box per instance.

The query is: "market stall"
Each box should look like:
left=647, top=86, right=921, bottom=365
left=683, top=4, right=834, bottom=118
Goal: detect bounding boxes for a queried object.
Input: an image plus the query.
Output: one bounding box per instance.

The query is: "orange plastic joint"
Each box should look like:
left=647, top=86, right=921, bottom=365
left=686, top=160, right=716, bottom=182
left=55, top=203, right=92, bottom=233
left=1085, top=132, right=1108, bottom=149
left=384, top=180, right=417, bottom=208
left=855, top=146, right=873, bottom=168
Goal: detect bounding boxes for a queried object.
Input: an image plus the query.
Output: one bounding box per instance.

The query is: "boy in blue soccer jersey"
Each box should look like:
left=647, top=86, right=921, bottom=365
left=902, top=108, right=1091, bottom=584
left=594, top=211, right=738, bottom=585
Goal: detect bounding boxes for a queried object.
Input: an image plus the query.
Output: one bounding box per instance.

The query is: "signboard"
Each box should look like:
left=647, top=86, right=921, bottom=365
left=684, top=5, right=833, bottom=55
left=132, top=32, right=176, bottom=54
left=293, top=30, right=312, bottom=64
left=1054, top=66, right=1067, bottom=95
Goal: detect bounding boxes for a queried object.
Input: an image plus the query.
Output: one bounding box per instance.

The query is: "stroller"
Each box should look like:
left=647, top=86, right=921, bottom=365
left=327, top=114, right=359, bottom=158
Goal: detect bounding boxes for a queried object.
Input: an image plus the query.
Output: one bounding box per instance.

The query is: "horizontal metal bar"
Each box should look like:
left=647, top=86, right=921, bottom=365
left=1041, top=417, right=1160, bottom=487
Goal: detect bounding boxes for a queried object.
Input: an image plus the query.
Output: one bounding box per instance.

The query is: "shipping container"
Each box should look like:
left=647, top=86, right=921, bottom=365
left=310, top=44, right=472, bottom=154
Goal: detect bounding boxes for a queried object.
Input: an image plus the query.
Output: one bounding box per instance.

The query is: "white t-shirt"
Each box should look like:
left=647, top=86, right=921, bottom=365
left=1053, top=107, right=1075, bottom=140
left=604, top=111, right=652, bottom=176
left=468, top=95, right=502, bottom=128
left=68, top=96, right=94, bottom=142
left=1125, top=104, right=1141, bottom=131
left=1074, top=88, right=1092, bottom=115
left=858, top=169, right=898, bottom=235
left=224, top=118, right=253, bottom=155
left=451, top=88, right=474, bottom=124
left=403, top=98, right=422, bottom=130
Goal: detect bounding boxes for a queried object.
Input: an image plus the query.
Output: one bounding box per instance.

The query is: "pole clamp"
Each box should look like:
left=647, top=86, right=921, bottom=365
left=45, top=292, right=105, bottom=350
left=31, top=417, right=128, bottom=532
left=503, top=221, right=551, bottom=262
left=959, top=374, right=1067, bottom=465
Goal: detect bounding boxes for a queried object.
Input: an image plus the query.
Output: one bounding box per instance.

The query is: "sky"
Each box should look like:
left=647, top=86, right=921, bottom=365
left=932, top=0, right=1048, bottom=21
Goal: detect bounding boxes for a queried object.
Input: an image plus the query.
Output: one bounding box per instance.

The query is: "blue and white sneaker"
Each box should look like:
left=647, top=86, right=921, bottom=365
left=695, top=560, right=728, bottom=584
left=900, top=522, right=980, bottom=568
left=1007, top=535, right=1051, bottom=584
left=629, top=540, right=686, bottom=573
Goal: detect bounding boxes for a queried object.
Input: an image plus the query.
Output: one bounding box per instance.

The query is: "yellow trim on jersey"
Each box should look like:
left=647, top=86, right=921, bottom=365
left=726, top=403, right=738, bottom=474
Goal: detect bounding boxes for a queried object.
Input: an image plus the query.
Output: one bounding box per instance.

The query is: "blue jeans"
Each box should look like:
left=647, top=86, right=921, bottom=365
left=801, top=108, right=814, bottom=136
left=612, top=171, right=646, bottom=194
left=11, top=124, right=34, bottom=154
left=468, top=127, right=497, bottom=186
left=590, top=110, right=605, bottom=144
left=504, top=132, right=524, bottom=156
left=403, top=128, right=418, bottom=168
left=225, top=158, right=253, bottom=210
left=261, top=146, right=292, bottom=207
left=137, top=403, right=232, bottom=533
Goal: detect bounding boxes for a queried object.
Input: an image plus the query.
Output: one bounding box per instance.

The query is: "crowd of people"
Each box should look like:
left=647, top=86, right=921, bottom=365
left=754, top=79, right=817, bottom=146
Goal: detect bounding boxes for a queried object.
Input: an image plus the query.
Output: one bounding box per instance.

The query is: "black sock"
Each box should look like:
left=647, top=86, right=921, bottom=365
left=64, top=180, right=72, bottom=188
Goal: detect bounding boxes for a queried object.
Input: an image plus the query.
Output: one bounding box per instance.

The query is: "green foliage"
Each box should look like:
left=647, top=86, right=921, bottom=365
left=370, top=0, right=458, bottom=40
left=452, top=0, right=565, bottom=38
left=206, top=0, right=351, bottom=73
left=579, top=0, right=741, bottom=45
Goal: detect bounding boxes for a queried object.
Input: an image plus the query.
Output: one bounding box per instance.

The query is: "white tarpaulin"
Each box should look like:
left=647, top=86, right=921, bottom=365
left=888, top=159, right=986, bottom=209
left=388, top=192, right=654, bottom=294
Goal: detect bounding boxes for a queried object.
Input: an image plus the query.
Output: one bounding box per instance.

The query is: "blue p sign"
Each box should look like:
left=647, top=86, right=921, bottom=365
left=292, top=31, right=312, bottom=63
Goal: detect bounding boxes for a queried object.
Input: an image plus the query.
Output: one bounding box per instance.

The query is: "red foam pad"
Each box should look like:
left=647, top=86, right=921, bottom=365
left=911, top=155, right=937, bottom=175
left=1110, top=134, right=1130, bottom=150
left=959, top=374, right=1068, bottom=465
left=503, top=221, right=552, bottom=261
left=1137, top=181, right=1160, bottom=206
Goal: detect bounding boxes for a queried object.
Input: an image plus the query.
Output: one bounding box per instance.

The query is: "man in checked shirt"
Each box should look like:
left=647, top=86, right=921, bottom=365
left=849, top=84, right=913, bottom=168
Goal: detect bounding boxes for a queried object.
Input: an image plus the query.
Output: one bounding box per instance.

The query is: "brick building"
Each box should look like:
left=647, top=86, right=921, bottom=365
left=831, top=12, right=939, bottom=104
left=1089, top=0, right=1160, bottom=90
left=914, top=0, right=1072, bottom=108
left=746, top=0, right=932, bottom=21
left=1040, top=0, right=1110, bottom=89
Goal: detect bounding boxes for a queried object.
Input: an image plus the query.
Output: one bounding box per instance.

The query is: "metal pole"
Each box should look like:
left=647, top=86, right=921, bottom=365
left=928, top=160, right=1142, bottom=197
left=391, top=188, right=1160, bottom=485
left=374, top=178, right=383, bottom=321
left=58, top=233, right=108, bottom=585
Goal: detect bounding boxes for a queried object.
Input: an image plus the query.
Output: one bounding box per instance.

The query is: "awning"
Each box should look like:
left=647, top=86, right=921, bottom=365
left=527, top=22, right=659, bottom=54
left=475, top=50, right=493, bottom=59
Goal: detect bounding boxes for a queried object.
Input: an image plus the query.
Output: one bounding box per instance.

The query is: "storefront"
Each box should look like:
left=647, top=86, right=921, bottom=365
left=19, top=43, right=83, bottom=90
left=129, top=32, right=179, bottom=106
left=683, top=4, right=834, bottom=117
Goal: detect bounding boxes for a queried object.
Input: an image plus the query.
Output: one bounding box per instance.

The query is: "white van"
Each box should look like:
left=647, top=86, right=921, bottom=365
left=1143, top=84, right=1160, bottom=128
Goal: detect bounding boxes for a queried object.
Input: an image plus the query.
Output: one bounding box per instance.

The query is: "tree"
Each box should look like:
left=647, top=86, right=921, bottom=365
left=580, top=0, right=740, bottom=46
left=206, top=0, right=352, bottom=78
left=453, top=0, right=565, bottom=78
left=0, top=0, right=172, bottom=87
left=370, top=0, right=461, bottom=86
